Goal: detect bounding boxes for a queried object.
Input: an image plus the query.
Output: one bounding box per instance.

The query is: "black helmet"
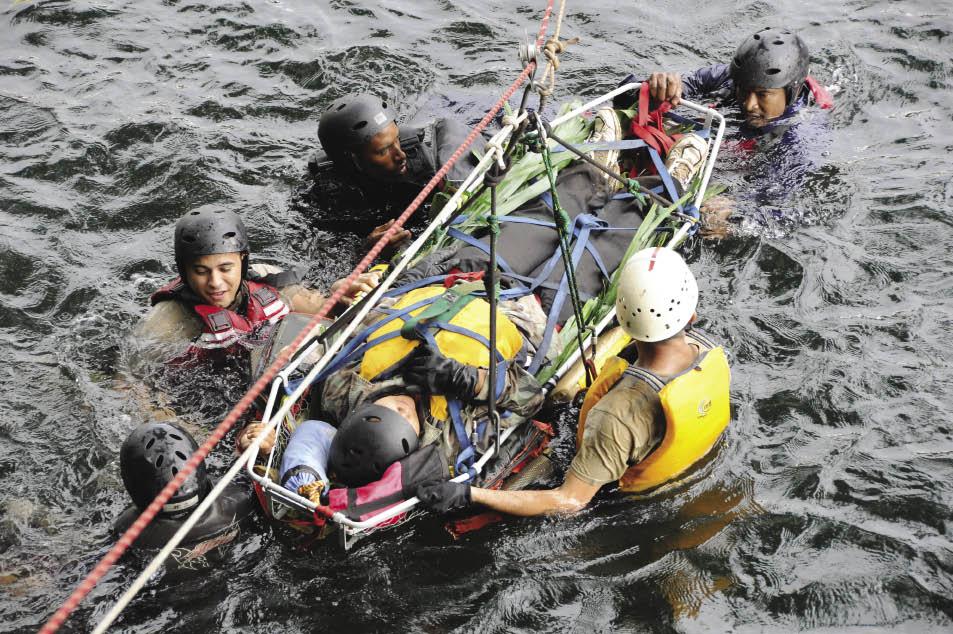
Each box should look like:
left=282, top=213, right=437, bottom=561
left=173, top=207, right=250, bottom=279
left=328, top=404, right=419, bottom=487
left=730, top=28, right=810, bottom=104
left=120, top=422, right=211, bottom=517
left=317, top=93, right=396, bottom=164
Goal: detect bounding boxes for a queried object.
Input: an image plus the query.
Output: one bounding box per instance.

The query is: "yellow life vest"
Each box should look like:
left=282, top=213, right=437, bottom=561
left=358, top=285, right=523, bottom=420
left=577, top=331, right=731, bottom=493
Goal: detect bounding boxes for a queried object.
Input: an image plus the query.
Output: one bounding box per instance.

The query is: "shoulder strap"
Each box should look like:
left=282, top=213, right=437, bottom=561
left=686, top=328, right=717, bottom=350
left=623, top=365, right=667, bottom=393
left=150, top=278, right=188, bottom=306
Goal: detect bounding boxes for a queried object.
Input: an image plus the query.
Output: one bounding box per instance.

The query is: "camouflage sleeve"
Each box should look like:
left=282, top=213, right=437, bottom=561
left=318, top=368, right=373, bottom=424
left=494, top=362, right=545, bottom=419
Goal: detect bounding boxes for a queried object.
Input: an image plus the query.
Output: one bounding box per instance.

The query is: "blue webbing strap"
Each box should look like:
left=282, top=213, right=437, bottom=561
left=647, top=147, right=684, bottom=214
left=289, top=294, right=446, bottom=394
left=416, top=324, right=508, bottom=474
left=381, top=274, right=449, bottom=298
left=527, top=214, right=602, bottom=374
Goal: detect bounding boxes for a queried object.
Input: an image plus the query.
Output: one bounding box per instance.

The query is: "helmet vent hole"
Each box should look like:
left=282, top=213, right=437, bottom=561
left=170, top=433, right=182, bottom=440
left=774, top=40, right=784, bottom=45
left=381, top=101, right=388, bottom=109
left=175, top=451, right=187, bottom=460
left=146, top=438, right=156, bottom=449
left=223, top=231, right=236, bottom=239
left=766, top=68, right=781, bottom=75
left=368, top=416, right=382, bottom=424
left=636, top=308, right=641, bottom=313
left=753, top=33, right=761, bottom=40
left=353, top=120, right=368, bottom=131
left=665, top=324, right=670, bottom=329
left=402, top=439, right=410, bottom=454
left=183, top=236, right=196, bottom=243
left=172, top=467, right=178, bottom=476
left=156, top=455, right=164, bottom=467
left=336, top=103, right=346, bottom=111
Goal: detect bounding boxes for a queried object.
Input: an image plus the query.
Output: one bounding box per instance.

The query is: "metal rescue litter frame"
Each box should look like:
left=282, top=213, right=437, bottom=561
left=246, top=84, right=727, bottom=550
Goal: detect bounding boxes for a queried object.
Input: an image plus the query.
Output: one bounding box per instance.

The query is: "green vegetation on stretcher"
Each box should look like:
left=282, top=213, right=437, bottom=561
left=535, top=159, right=728, bottom=386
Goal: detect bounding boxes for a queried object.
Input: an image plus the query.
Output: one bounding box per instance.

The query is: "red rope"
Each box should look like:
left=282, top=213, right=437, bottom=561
left=40, top=3, right=554, bottom=632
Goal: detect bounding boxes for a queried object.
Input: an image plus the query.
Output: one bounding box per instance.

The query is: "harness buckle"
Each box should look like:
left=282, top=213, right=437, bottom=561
left=252, top=286, right=280, bottom=306
left=207, top=310, right=233, bottom=334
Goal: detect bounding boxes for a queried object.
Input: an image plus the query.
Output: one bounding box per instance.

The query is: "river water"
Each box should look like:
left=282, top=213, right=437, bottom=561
left=2, top=0, right=952, bottom=631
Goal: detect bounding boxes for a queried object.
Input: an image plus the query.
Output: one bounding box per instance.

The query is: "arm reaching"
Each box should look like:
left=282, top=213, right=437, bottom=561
left=416, top=471, right=601, bottom=517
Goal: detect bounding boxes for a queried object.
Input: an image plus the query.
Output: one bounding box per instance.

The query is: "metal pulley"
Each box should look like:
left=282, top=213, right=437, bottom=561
left=519, top=40, right=539, bottom=71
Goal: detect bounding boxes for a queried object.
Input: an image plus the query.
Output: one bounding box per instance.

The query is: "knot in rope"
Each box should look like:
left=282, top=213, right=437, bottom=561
left=542, top=36, right=578, bottom=71
left=536, top=36, right=579, bottom=98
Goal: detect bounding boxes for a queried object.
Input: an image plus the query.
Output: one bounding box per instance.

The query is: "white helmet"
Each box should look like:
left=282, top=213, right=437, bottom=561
left=615, top=247, right=698, bottom=342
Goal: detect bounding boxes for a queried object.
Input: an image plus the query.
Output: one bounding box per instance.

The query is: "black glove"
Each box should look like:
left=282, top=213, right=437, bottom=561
left=415, top=480, right=472, bottom=513
left=404, top=345, right=480, bottom=397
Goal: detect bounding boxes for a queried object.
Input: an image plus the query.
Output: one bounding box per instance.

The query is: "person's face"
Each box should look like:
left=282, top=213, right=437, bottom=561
left=736, top=87, right=787, bottom=127
left=358, top=122, right=407, bottom=180
left=185, top=252, right=243, bottom=308
left=374, top=394, right=420, bottom=435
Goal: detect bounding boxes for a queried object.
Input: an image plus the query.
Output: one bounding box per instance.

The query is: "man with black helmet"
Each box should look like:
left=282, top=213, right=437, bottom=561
left=306, top=92, right=478, bottom=248
left=614, top=28, right=833, bottom=237
left=114, top=421, right=256, bottom=566
left=623, top=28, right=831, bottom=130
left=134, top=206, right=374, bottom=364
left=127, top=206, right=376, bottom=449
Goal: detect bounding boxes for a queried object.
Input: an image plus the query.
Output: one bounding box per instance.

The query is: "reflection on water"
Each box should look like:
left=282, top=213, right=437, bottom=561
left=1, top=0, right=952, bottom=631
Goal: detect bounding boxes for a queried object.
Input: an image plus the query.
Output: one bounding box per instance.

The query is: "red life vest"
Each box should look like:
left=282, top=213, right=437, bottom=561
left=151, top=278, right=290, bottom=353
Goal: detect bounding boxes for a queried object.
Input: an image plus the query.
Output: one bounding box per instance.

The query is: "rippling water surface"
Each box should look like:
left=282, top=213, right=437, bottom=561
left=2, top=0, right=952, bottom=631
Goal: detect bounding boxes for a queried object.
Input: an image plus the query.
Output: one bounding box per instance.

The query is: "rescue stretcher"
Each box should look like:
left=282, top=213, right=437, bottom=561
left=246, top=84, right=726, bottom=550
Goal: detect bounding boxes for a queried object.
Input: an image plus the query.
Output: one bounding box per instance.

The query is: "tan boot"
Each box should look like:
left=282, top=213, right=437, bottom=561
left=586, top=107, right=623, bottom=191
left=665, top=133, right=709, bottom=190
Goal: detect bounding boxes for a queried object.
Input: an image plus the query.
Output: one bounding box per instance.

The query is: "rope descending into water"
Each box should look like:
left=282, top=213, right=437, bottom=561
left=39, top=3, right=556, bottom=632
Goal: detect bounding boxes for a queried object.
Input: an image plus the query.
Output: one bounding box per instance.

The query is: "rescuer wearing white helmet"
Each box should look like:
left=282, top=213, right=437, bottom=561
left=415, top=247, right=732, bottom=515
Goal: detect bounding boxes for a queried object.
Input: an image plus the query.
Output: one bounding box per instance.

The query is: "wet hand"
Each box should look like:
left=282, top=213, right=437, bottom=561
left=237, top=422, right=276, bottom=456
left=648, top=72, right=683, bottom=106
left=331, top=270, right=382, bottom=306
left=366, top=219, right=412, bottom=249
left=404, top=345, right=480, bottom=397
left=415, top=480, right=471, bottom=513
left=700, top=195, right=734, bottom=240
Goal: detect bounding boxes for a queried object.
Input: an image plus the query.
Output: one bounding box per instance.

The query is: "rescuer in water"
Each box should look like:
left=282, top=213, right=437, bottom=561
left=414, top=248, right=732, bottom=516
left=615, top=28, right=834, bottom=237
left=306, top=92, right=480, bottom=254
left=114, top=421, right=254, bottom=566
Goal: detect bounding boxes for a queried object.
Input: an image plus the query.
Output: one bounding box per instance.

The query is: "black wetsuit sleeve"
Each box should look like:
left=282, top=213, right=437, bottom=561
left=680, top=63, right=732, bottom=101
left=612, top=64, right=733, bottom=108
left=434, top=118, right=481, bottom=184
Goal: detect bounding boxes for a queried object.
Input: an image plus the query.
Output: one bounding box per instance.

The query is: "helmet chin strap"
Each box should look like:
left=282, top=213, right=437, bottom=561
left=348, top=151, right=366, bottom=174
left=161, top=494, right=200, bottom=516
